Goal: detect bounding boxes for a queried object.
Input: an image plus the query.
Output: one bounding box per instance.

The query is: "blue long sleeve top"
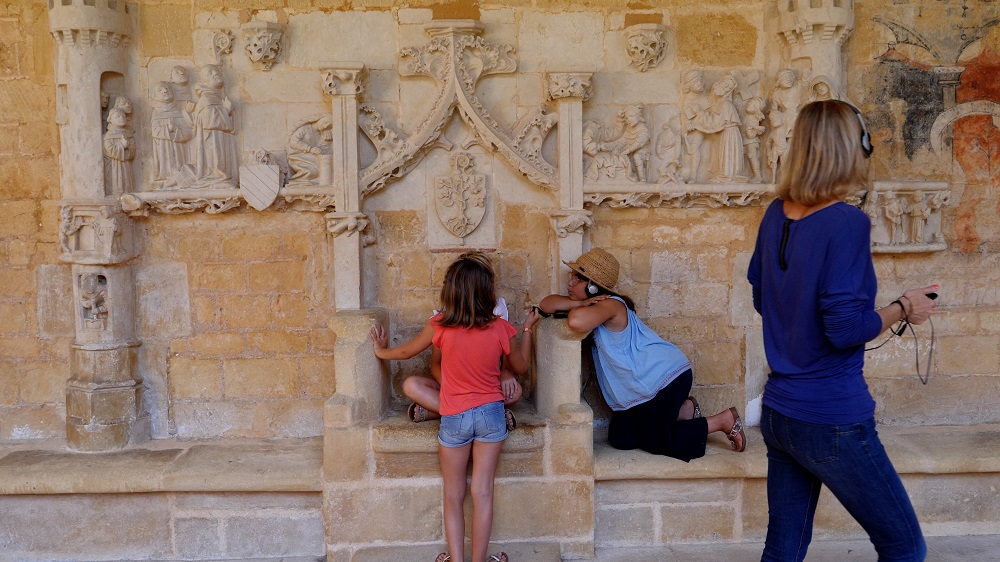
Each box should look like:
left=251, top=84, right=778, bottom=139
left=747, top=199, right=883, bottom=424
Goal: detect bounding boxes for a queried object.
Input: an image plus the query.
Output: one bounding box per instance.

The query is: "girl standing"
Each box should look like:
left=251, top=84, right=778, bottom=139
left=428, top=252, right=538, bottom=562
left=748, top=100, right=936, bottom=561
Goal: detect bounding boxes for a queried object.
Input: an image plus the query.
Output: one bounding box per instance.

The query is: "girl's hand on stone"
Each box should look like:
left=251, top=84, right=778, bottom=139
left=369, top=324, right=388, bottom=351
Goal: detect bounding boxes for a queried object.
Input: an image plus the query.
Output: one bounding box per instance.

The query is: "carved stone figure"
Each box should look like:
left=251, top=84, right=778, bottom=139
left=767, top=69, right=801, bottom=180
left=96, top=206, right=122, bottom=256
left=742, top=96, right=766, bottom=183
left=80, top=273, right=108, bottom=329
left=699, top=74, right=747, bottom=183
left=511, top=107, right=558, bottom=165
left=681, top=70, right=711, bottom=183
left=807, top=75, right=839, bottom=103
left=169, top=65, right=193, bottom=105
left=287, top=115, right=333, bottom=186
left=908, top=192, right=930, bottom=244
left=59, top=207, right=85, bottom=254
left=883, top=191, right=906, bottom=245
left=188, top=64, right=238, bottom=188
left=655, top=122, right=682, bottom=184
left=150, top=81, right=193, bottom=184
left=584, top=105, right=651, bottom=182
left=103, top=107, right=135, bottom=196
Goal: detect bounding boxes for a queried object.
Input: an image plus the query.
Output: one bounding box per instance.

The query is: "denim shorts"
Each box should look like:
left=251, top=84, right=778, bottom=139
left=438, top=401, right=508, bottom=448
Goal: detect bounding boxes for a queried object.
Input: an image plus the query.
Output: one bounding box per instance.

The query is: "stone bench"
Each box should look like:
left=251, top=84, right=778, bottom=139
left=0, top=438, right=325, bottom=561
left=592, top=424, right=1000, bottom=547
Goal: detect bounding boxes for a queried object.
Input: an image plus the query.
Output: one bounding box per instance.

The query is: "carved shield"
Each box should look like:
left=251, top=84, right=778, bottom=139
left=239, top=164, right=281, bottom=211
left=434, top=153, right=486, bottom=238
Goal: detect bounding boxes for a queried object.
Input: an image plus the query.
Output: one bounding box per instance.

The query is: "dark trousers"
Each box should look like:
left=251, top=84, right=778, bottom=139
left=607, top=370, right=708, bottom=462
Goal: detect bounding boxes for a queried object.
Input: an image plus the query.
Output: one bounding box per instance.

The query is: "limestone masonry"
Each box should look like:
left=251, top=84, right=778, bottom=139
left=0, top=0, right=998, bottom=560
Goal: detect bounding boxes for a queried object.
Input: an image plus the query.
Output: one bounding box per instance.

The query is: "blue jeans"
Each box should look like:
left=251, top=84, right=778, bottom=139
left=438, top=401, right=507, bottom=448
left=760, top=406, right=926, bottom=562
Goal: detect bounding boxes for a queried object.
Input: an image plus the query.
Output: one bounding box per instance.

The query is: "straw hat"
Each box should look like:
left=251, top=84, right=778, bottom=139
left=563, top=248, right=619, bottom=292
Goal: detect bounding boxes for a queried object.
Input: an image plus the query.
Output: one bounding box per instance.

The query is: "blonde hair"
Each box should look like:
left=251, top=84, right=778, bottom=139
left=775, top=101, right=869, bottom=207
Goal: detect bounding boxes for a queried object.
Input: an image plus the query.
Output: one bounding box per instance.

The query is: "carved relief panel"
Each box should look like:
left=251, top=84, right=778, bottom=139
left=59, top=204, right=134, bottom=264
left=865, top=182, right=951, bottom=253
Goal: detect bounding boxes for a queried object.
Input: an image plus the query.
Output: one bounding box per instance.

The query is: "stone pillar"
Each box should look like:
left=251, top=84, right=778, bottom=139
left=547, top=73, right=594, bottom=293
left=50, top=1, right=146, bottom=451
left=322, top=64, right=368, bottom=310
left=775, top=0, right=853, bottom=93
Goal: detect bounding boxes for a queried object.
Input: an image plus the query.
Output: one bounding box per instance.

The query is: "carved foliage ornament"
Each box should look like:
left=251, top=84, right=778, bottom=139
left=547, top=73, right=593, bottom=101
left=243, top=22, right=283, bottom=71
left=625, top=24, right=667, bottom=73
left=363, top=22, right=557, bottom=198
left=435, top=152, right=486, bottom=239
left=322, top=66, right=367, bottom=96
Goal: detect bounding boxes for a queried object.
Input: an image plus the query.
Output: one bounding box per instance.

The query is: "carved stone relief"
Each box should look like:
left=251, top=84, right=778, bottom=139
left=434, top=152, right=486, bottom=239
left=547, top=72, right=592, bottom=101
left=766, top=68, right=801, bottom=182
left=287, top=114, right=333, bottom=187
left=864, top=182, right=950, bottom=253
left=150, top=81, right=193, bottom=186
left=243, top=21, right=282, bottom=71
left=181, top=64, right=238, bottom=189
left=79, top=273, right=109, bottom=331
left=584, top=105, right=651, bottom=183
left=212, top=30, right=234, bottom=64
left=239, top=149, right=282, bottom=211
left=625, top=23, right=667, bottom=73
left=104, top=104, right=135, bottom=196
left=61, top=204, right=133, bottom=264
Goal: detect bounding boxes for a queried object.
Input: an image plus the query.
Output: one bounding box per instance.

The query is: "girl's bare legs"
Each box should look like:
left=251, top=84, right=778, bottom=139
left=469, top=440, right=504, bottom=562
left=439, top=443, right=473, bottom=561
left=402, top=376, right=441, bottom=413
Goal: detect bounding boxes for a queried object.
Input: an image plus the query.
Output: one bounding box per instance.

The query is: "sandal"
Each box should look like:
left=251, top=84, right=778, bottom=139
left=687, top=396, right=703, bottom=419
left=727, top=407, right=746, bottom=452
left=505, top=408, right=517, bottom=431
left=434, top=554, right=450, bottom=562
left=489, top=553, right=509, bottom=562
left=408, top=403, right=429, bottom=423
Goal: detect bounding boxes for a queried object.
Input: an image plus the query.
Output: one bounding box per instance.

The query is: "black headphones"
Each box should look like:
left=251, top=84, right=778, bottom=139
left=834, top=100, right=873, bottom=158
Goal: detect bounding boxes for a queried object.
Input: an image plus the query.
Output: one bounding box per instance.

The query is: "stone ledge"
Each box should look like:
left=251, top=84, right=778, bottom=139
left=371, top=403, right=546, bottom=454
left=0, top=437, right=322, bottom=495
left=594, top=424, right=1000, bottom=481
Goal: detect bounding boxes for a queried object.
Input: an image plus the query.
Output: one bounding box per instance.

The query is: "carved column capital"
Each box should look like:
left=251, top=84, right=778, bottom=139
left=546, top=73, right=593, bottom=101
left=322, top=64, right=368, bottom=96
left=549, top=209, right=593, bottom=238
left=242, top=21, right=283, bottom=71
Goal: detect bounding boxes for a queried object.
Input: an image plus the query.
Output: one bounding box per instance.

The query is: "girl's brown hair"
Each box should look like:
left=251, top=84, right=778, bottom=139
left=776, top=100, right=869, bottom=207
left=438, top=251, right=498, bottom=329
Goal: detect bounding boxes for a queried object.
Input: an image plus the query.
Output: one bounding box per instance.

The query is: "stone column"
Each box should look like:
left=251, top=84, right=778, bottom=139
left=547, top=73, right=594, bottom=293
left=322, top=64, right=368, bottom=310
left=50, top=1, right=147, bottom=451
left=776, top=0, right=853, bottom=93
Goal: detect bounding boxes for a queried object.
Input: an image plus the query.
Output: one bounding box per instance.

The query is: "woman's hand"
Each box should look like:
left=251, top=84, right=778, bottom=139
left=582, top=295, right=610, bottom=307
left=900, top=285, right=938, bottom=325
left=522, top=307, right=542, bottom=334
left=500, top=371, right=519, bottom=402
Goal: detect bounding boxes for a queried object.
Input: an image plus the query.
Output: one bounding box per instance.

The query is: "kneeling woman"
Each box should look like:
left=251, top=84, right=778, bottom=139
left=538, top=248, right=745, bottom=461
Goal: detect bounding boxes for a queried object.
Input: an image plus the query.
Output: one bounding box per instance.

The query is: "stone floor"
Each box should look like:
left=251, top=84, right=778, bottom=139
left=591, top=534, right=1000, bottom=561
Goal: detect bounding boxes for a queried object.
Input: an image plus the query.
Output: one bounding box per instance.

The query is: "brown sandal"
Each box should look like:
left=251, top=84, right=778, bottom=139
left=505, top=408, right=517, bottom=431
left=434, top=554, right=450, bottom=562
left=687, top=396, right=703, bottom=419
left=727, top=407, right=746, bottom=452
left=489, top=553, right=508, bottom=562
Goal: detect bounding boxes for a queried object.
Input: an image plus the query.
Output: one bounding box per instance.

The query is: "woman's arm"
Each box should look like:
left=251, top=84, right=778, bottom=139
left=567, top=297, right=625, bottom=334
left=370, top=322, right=435, bottom=360
left=875, top=286, right=938, bottom=336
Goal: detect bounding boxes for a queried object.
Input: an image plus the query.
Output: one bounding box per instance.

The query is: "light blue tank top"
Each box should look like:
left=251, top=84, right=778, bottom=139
left=591, top=297, right=692, bottom=411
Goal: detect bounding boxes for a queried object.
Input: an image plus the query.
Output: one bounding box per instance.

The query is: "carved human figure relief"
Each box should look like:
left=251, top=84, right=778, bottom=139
left=883, top=191, right=906, bottom=245
left=150, top=81, right=193, bottom=185
left=80, top=273, right=108, bottom=331
left=287, top=114, right=333, bottom=186
left=169, top=66, right=193, bottom=106
left=741, top=96, right=766, bottom=183
left=435, top=152, right=486, bottom=238
left=698, top=74, right=748, bottom=183
left=655, top=121, right=682, bottom=184
left=625, top=24, right=667, bottom=73
left=186, top=64, right=238, bottom=188
left=908, top=191, right=930, bottom=244
left=584, top=105, right=651, bottom=182
left=681, top=70, right=711, bottom=183
left=95, top=206, right=123, bottom=256
left=807, top=75, right=839, bottom=103
left=103, top=107, right=135, bottom=196
left=767, top=69, right=802, bottom=181
left=59, top=206, right=86, bottom=254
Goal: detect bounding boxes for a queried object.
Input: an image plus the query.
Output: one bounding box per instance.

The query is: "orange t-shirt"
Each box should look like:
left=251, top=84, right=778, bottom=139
left=431, top=314, right=517, bottom=416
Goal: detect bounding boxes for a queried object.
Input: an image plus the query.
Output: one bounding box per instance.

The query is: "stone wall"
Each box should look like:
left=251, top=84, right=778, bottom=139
left=2, top=0, right=999, bottom=448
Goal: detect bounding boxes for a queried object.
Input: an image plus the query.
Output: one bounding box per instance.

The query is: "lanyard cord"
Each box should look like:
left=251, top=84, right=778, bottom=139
left=865, top=315, right=935, bottom=384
